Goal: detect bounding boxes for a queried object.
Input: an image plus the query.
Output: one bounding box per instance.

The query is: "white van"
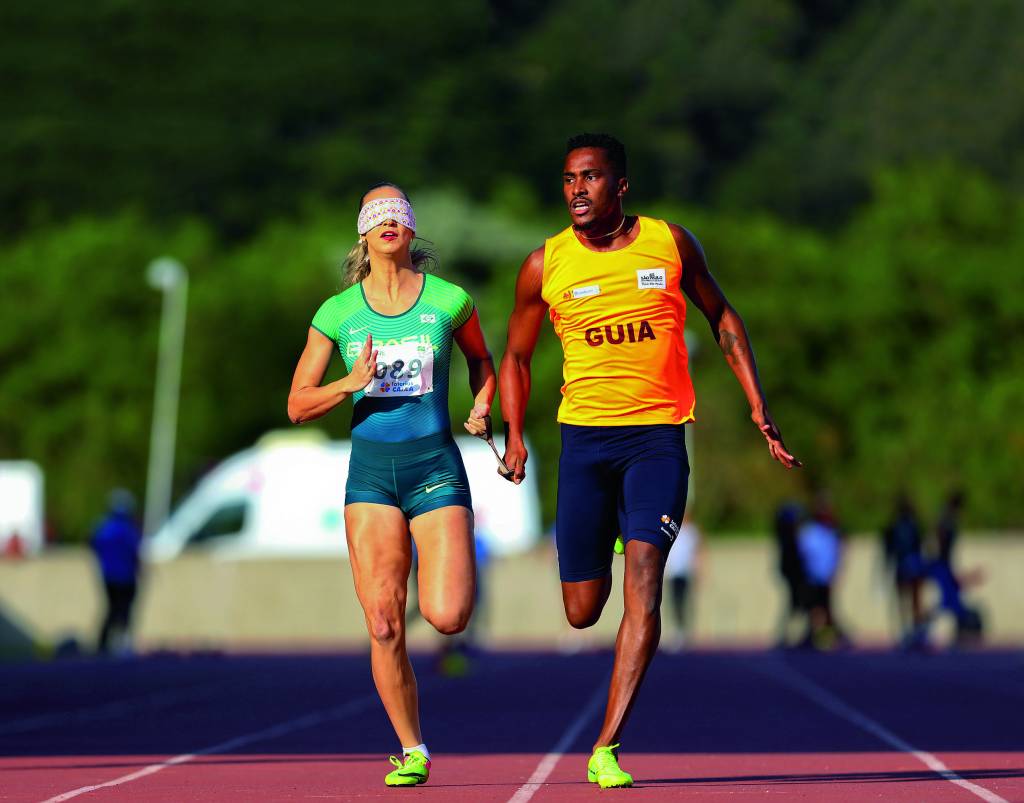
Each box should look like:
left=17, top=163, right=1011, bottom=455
left=144, top=430, right=541, bottom=561
left=0, top=461, right=45, bottom=556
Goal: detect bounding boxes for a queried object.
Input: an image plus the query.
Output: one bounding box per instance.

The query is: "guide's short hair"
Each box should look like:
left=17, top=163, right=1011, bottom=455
left=566, top=133, right=627, bottom=178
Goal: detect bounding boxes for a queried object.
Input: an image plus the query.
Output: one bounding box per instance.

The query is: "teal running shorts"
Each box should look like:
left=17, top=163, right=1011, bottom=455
left=346, top=432, right=472, bottom=519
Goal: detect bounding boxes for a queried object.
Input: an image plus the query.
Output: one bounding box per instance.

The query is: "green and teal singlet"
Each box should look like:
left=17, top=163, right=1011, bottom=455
left=311, top=273, right=475, bottom=443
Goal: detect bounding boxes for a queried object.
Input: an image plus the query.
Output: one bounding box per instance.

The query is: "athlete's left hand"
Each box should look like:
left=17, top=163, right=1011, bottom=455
left=754, top=410, right=802, bottom=469
left=464, top=403, right=490, bottom=438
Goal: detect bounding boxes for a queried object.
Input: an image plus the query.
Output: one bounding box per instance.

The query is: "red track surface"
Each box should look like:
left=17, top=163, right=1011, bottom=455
left=2, top=650, right=1022, bottom=802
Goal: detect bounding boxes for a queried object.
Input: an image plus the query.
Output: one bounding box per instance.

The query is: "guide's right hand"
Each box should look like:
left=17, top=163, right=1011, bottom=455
left=343, top=334, right=378, bottom=393
left=501, top=439, right=528, bottom=485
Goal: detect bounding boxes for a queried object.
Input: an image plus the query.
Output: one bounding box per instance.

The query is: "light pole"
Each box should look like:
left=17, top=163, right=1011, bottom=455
left=144, top=257, right=188, bottom=537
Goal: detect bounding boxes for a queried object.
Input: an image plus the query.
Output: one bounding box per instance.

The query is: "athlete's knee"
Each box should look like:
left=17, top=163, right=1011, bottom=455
left=368, top=612, right=404, bottom=644
left=566, top=607, right=602, bottom=630
left=430, top=614, right=468, bottom=636
left=564, top=596, right=606, bottom=629
left=365, top=597, right=406, bottom=645
left=563, top=576, right=611, bottom=629
left=422, top=604, right=471, bottom=636
left=624, top=545, right=665, bottom=617
left=420, top=591, right=473, bottom=635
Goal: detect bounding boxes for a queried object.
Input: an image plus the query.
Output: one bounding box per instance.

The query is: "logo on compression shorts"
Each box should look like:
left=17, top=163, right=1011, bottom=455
left=659, top=514, right=680, bottom=542
left=584, top=320, right=656, bottom=347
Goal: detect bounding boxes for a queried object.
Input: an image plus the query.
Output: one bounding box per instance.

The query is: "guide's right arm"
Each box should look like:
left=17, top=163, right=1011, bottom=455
left=287, top=331, right=378, bottom=424
left=498, top=246, right=548, bottom=484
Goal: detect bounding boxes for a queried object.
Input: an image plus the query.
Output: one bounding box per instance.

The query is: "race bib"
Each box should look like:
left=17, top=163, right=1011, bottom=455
left=363, top=342, right=434, bottom=397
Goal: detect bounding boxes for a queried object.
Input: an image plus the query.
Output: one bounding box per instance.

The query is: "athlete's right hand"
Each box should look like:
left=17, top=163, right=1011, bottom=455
left=343, top=334, right=378, bottom=393
left=502, top=439, right=528, bottom=485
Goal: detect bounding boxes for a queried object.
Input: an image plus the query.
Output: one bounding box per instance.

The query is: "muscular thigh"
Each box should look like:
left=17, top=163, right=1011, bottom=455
left=556, top=425, right=620, bottom=583
left=344, top=503, right=413, bottom=606
left=409, top=505, right=476, bottom=615
left=616, top=425, right=689, bottom=553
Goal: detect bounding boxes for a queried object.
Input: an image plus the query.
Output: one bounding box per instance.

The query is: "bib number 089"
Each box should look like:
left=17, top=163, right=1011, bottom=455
left=374, top=359, right=423, bottom=380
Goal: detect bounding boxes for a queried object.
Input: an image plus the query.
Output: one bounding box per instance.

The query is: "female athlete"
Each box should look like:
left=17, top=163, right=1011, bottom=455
left=288, top=183, right=495, bottom=787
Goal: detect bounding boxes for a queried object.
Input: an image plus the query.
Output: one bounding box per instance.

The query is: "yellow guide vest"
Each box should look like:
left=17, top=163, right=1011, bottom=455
left=541, top=216, right=695, bottom=426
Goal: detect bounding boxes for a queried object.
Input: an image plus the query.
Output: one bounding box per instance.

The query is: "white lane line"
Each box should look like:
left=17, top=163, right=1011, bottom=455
left=763, top=660, right=1008, bottom=803
left=39, top=693, right=380, bottom=803
left=507, top=672, right=609, bottom=803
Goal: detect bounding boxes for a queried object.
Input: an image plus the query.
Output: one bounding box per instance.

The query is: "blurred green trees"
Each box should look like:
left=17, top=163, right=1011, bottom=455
left=4, top=0, right=1022, bottom=233
left=1, top=1, right=1022, bottom=536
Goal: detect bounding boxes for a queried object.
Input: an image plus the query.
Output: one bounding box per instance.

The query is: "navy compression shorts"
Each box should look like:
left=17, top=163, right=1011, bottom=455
left=555, top=423, right=690, bottom=583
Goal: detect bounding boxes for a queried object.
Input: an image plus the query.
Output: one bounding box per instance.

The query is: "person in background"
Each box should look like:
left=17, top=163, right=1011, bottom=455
left=91, top=489, right=143, bottom=655
left=882, top=493, right=926, bottom=645
left=663, top=511, right=701, bottom=651
left=773, top=501, right=806, bottom=647
left=934, top=489, right=966, bottom=571
left=927, top=489, right=984, bottom=645
left=797, top=492, right=846, bottom=649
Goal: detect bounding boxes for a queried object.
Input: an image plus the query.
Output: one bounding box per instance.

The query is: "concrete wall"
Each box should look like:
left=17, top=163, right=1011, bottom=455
left=1, top=536, right=1021, bottom=653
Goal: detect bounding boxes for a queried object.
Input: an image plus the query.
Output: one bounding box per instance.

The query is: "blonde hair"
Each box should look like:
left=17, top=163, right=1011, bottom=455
left=341, top=237, right=437, bottom=287
left=342, top=182, right=437, bottom=286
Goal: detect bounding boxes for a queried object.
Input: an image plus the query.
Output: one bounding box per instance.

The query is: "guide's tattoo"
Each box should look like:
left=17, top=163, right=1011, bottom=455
left=719, top=330, right=745, bottom=359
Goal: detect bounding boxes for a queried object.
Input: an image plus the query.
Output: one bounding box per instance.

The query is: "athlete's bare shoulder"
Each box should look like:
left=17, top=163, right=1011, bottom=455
left=522, top=243, right=545, bottom=271
left=514, top=244, right=546, bottom=302
left=665, top=222, right=709, bottom=272
left=665, top=221, right=729, bottom=317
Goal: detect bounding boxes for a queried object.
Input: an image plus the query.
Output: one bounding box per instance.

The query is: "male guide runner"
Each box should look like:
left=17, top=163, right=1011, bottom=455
left=499, top=133, right=800, bottom=788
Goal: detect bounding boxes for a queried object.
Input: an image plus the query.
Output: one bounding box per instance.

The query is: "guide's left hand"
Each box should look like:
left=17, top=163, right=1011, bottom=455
left=464, top=403, right=490, bottom=438
left=754, top=410, right=802, bottom=469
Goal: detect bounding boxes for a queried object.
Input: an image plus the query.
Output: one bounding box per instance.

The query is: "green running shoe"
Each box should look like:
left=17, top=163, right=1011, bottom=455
left=613, top=535, right=625, bottom=555
left=384, top=751, right=431, bottom=787
left=587, top=744, right=633, bottom=788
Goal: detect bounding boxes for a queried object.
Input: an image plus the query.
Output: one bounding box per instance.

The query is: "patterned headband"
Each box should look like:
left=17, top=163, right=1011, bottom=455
left=357, top=197, right=416, bottom=235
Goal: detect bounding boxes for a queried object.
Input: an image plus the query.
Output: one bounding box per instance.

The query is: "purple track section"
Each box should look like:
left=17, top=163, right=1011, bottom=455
left=2, top=649, right=1022, bottom=800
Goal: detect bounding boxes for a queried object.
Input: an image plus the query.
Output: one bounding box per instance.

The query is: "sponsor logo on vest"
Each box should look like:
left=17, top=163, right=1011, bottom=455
left=420, top=313, right=436, bottom=323
left=637, top=268, right=666, bottom=289
left=565, top=284, right=601, bottom=300
left=584, top=320, right=656, bottom=346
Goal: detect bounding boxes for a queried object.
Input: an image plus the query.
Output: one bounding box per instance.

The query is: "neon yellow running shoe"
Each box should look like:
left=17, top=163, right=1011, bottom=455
left=613, top=535, right=625, bottom=555
left=587, top=744, right=633, bottom=788
left=384, top=751, right=431, bottom=787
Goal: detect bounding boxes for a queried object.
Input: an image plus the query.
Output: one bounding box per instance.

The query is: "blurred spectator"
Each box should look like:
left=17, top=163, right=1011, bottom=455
left=934, top=489, right=966, bottom=568
left=91, top=489, right=142, bottom=655
left=773, top=501, right=806, bottom=647
left=882, top=493, right=926, bottom=644
left=663, top=512, right=701, bottom=651
left=927, top=490, right=984, bottom=645
left=797, top=492, right=847, bottom=649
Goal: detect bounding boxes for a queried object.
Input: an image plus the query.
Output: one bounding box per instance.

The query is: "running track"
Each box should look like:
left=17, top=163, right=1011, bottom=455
left=2, top=650, right=1022, bottom=801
